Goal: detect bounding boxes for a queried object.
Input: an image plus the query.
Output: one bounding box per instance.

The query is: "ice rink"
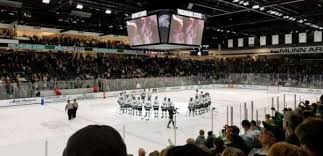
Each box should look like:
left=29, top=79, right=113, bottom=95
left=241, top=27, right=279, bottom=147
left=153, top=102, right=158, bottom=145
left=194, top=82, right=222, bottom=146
left=0, top=88, right=320, bottom=156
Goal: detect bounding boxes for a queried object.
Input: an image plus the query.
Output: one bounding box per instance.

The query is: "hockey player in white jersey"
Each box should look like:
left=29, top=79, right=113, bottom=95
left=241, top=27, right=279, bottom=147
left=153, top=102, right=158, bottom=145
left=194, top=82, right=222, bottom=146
left=161, top=97, right=168, bottom=118
left=144, top=97, right=152, bottom=119
left=194, top=96, right=200, bottom=116
left=153, top=96, right=160, bottom=118
left=199, top=91, right=204, bottom=99
left=130, top=96, right=136, bottom=115
left=206, top=92, right=211, bottom=112
left=117, top=93, right=125, bottom=114
left=141, top=89, right=147, bottom=100
left=137, top=97, right=143, bottom=116
left=134, top=97, right=139, bottom=116
left=188, top=97, right=195, bottom=117
left=195, top=90, right=199, bottom=98
left=201, top=94, right=207, bottom=114
left=125, top=95, right=132, bottom=114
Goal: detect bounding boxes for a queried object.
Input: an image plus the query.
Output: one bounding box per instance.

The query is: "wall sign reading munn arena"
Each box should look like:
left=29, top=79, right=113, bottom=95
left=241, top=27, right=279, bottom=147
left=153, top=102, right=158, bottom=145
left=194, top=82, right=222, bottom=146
left=271, top=46, right=323, bottom=54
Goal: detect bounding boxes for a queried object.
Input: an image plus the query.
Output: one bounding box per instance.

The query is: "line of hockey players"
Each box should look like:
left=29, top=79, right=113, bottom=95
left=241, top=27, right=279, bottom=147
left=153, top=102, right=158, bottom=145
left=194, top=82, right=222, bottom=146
left=117, top=91, right=174, bottom=120
left=188, top=90, right=212, bottom=117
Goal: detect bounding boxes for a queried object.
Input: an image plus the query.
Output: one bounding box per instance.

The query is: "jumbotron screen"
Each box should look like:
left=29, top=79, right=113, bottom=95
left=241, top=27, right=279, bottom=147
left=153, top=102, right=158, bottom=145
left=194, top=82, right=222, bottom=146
left=126, top=15, right=160, bottom=46
left=168, top=15, right=204, bottom=45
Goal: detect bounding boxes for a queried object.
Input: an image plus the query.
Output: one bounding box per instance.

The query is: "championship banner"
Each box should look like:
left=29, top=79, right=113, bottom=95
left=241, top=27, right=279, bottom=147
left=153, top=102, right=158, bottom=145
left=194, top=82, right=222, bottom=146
left=238, top=38, right=244, bottom=47
left=299, top=33, right=307, bottom=43
left=228, top=39, right=233, bottom=48
left=285, top=34, right=292, bottom=44
left=314, top=31, right=322, bottom=42
left=272, top=35, right=279, bottom=45
left=260, top=36, right=266, bottom=46
left=248, top=37, right=255, bottom=46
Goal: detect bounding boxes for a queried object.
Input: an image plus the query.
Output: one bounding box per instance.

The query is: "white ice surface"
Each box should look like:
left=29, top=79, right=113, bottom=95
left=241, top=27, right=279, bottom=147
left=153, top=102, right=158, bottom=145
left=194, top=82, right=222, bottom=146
left=0, top=88, right=320, bottom=156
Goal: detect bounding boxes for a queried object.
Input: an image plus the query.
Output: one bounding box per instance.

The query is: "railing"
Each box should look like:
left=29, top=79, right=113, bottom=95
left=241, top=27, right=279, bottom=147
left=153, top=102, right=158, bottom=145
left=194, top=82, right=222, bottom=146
left=1, top=73, right=323, bottom=100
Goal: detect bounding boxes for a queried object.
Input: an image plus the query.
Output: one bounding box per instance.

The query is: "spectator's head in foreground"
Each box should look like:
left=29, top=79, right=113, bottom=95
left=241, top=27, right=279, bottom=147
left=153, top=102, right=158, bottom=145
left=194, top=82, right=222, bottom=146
left=63, top=125, right=127, bottom=156
left=166, top=143, right=209, bottom=156
left=221, top=147, right=244, bottom=156
left=259, top=122, right=285, bottom=148
left=296, top=118, right=323, bottom=156
left=138, top=148, right=146, bottom=156
left=267, top=142, right=307, bottom=156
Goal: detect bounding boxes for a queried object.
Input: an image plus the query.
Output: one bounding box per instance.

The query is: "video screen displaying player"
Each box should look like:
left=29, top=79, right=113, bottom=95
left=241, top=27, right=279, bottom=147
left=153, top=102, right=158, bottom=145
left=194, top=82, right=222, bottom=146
left=126, top=15, right=160, bottom=46
left=168, top=15, right=204, bottom=45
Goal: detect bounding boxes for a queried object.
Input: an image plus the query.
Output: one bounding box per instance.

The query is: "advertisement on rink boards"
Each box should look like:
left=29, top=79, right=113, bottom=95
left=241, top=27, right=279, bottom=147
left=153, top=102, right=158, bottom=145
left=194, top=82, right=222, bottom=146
left=0, top=97, right=41, bottom=107
left=233, top=85, right=267, bottom=90
left=44, top=92, right=104, bottom=103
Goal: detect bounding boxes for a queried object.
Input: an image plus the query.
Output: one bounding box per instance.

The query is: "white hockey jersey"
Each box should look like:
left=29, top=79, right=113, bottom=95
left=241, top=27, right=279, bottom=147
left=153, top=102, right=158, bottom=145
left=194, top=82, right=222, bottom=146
left=162, top=100, right=168, bottom=108
left=153, top=99, right=159, bottom=108
left=145, top=100, right=152, bottom=108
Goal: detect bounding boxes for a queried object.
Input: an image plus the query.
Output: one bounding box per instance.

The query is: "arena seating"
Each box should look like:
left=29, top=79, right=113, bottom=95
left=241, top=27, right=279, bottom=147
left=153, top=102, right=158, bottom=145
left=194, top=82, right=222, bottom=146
left=1, top=50, right=323, bottom=83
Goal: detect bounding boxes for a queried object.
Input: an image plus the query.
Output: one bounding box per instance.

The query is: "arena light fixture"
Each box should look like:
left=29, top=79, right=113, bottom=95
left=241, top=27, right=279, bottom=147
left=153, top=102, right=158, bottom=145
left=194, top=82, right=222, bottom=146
left=252, top=5, right=259, bottom=9
left=283, top=16, right=289, bottom=19
left=239, top=1, right=244, bottom=5
left=243, top=2, right=249, bottom=6
left=42, top=0, right=50, bottom=4
left=76, top=4, right=83, bottom=9
left=233, top=0, right=240, bottom=2
left=259, top=7, right=265, bottom=11
left=105, top=9, right=112, bottom=14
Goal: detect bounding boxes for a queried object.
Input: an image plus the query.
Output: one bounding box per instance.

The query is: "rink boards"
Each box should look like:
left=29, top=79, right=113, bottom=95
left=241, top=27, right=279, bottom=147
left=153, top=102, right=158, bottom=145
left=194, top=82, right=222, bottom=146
left=1, top=84, right=323, bottom=107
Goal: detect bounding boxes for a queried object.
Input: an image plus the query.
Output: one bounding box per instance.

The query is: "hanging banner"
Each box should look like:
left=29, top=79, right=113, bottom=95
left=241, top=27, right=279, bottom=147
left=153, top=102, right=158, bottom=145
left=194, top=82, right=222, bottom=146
left=299, top=33, right=307, bottom=43
left=272, top=35, right=279, bottom=45
left=285, top=34, right=292, bottom=44
left=260, top=36, right=266, bottom=46
left=228, top=39, right=233, bottom=48
left=248, top=37, right=255, bottom=46
left=314, top=31, right=322, bottom=42
left=238, top=38, right=244, bottom=47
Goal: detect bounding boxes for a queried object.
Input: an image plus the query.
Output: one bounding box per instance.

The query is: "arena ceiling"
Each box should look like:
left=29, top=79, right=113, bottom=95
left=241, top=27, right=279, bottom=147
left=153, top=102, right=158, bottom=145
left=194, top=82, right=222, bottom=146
left=0, top=0, right=323, bottom=47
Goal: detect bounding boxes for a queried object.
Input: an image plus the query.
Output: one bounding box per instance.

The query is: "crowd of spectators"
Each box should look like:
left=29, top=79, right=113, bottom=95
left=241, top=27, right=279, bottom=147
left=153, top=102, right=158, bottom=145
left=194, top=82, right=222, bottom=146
left=1, top=50, right=323, bottom=98
left=1, top=51, right=323, bottom=84
left=25, top=35, right=129, bottom=49
left=63, top=95, right=323, bottom=156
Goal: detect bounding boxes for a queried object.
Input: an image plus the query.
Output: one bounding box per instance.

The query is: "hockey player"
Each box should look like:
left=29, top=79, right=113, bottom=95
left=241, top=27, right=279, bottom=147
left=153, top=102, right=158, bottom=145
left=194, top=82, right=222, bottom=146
left=125, top=95, right=131, bottom=114
left=194, top=96, right=200, bottom=116
left=161, top=97, right=168, bottom=118
left=144, top=97, right=152, bottom=119
left=200, top=94, right=206, bottom=114
left=137, top=97, right=143, bottom=116
left=167, top=98, right=174, bottom=108
left=188, top=97, right=195, bottom=117
left=195, top=90, right=199, bottom=98
left=206, top=93, right=211, bottom=111
left=135, top=97, right=141, bottom=116
left=167, top=106, right=177, bottom=129
left=117, top=93, right=125, bottom=114
left=199, top=91, right=204, bottom=99
left=72, top=99, right=78, bottom=119
left=65, top=100, right=74, bottom=120
left=130, top=96, right=136, bottom=115
left=153, top=96, right=160, bottom=118
left=141, top=89, right=147, bottom=100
